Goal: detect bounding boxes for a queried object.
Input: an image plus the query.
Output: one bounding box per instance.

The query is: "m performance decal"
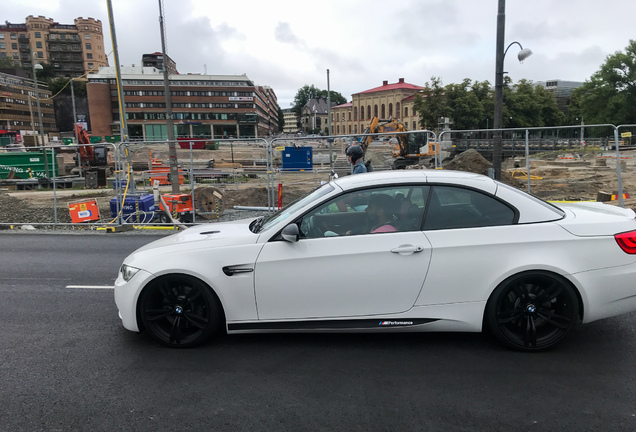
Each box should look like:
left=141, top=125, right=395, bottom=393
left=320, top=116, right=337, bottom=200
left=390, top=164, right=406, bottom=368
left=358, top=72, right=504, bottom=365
left=228, top=318, right=438, bottom=331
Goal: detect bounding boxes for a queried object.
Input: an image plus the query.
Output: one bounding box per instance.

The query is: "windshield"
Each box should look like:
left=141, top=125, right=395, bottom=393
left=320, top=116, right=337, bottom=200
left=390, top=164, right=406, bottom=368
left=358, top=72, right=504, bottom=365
left=258, top=182, right=336, bottom=232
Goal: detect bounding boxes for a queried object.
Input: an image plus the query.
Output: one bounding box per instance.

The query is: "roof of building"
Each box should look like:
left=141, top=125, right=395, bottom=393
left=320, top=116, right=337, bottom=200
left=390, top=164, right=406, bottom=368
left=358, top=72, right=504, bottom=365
left=332, top=102, right=352, bottom=109
left=354, top=78, right=424, bottom=95
left=304, top=97, right=331, bottom=114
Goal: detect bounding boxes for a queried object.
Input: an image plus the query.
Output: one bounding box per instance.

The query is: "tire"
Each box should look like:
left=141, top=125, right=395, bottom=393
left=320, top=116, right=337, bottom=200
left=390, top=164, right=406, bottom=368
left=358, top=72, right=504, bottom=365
left=138, top=275, right=223, bottom=348
left=485, top=271, right=579, bottom=352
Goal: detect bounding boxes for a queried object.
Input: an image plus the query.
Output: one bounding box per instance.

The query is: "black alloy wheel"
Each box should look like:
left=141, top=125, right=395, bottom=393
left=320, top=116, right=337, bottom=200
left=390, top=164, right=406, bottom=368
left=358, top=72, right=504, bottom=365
left=485, top=272, right=579, bottom=352
left=139, top=275, right=222, bottom=348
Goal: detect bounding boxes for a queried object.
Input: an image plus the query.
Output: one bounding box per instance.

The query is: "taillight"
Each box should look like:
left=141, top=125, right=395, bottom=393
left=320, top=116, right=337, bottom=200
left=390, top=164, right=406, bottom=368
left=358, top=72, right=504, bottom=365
left=615, top=230, right=636, bottom=254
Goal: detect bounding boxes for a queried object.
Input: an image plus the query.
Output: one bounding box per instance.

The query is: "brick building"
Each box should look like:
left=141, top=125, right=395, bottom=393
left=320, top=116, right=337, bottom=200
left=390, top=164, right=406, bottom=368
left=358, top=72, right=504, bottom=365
left=86, top=66, right=279, bottom=139
left=0, top=15, right=108, bottom=78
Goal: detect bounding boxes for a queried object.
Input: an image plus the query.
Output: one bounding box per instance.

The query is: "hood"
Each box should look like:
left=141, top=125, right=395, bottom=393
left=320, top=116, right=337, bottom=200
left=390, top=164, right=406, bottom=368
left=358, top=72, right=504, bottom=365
left=128, top=218, right=258, bottom=261
left=554, top=202, right=636, bottom=236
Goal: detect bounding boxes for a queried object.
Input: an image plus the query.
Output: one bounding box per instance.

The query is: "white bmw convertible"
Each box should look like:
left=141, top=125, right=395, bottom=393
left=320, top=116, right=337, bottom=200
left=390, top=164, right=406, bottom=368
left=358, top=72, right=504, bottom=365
left=114, top=170, right=636, bottom=351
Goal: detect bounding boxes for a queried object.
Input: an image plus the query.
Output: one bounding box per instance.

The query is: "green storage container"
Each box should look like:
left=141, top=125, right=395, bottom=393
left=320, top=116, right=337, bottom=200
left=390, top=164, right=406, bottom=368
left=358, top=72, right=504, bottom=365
left=103, top=136, right=119, bottom=143
left=0, top=150, right=59, bottom=179
left=62, top=138, right=74, bottom=145
left=89, top=136, right=103, bottom=143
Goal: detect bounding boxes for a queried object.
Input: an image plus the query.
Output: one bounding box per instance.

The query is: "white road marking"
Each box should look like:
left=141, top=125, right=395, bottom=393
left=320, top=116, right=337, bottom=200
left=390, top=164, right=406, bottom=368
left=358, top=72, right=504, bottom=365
left=65, top=285, right=114, bottom=290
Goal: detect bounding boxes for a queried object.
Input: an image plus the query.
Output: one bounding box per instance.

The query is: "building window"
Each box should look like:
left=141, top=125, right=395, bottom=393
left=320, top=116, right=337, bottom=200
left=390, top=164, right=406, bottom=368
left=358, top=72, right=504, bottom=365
left=381, top=104, right=385, bottom=118
left=388, top=103, right=393, bottom=117
left=348, top=112, right=351, bottom=121
left=87, top=53, right=93, bottom=59
left=0, top=43, right=4, bottom=49
left=0, top=52, right=5, bottom=58
left=10, top=34, right=17, bottom=39
left=0, top=33, right=4, bottom=39
left=353, top=107, right=357, bottom=121
left=84, top=26, right=89, bottom=30
left=85, top=43, right=91, bottom=50
left=11, top=43, right=17, bottom=50
left=374, top=105, right=378, bottom=118
left=37, top=51, right=43, bottom=58
left=36, top=41, right=42, bottom=48
left=396, top=103, right=400, bottom=119
left=35, top=32, right=41, bottom=38
left=85, top=34, right=91, bottom=39
left=367, top=105, right=371, bottom=119
left=60, top=34, right=66, bottom=40
left=404, top=107, right=408, bottom=117
left=88, top=62, right=94, bottom=69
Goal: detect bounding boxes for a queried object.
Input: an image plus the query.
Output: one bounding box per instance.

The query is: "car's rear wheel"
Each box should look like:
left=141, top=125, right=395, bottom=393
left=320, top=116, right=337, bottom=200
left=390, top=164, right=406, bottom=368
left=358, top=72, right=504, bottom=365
left=485, top=271, right=579, bottom=352
left=139, top=275, right=222, bottom=348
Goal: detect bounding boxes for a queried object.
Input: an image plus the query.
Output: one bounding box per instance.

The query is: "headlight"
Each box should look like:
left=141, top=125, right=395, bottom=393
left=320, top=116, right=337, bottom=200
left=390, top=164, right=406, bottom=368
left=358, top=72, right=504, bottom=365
left=120, top=264, right=140, bottom=282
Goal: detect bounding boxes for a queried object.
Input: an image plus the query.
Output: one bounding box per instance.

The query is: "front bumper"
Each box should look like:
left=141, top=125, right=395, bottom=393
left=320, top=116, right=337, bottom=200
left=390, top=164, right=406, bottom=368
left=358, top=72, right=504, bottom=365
left=114, top=268, right=155, bottom=332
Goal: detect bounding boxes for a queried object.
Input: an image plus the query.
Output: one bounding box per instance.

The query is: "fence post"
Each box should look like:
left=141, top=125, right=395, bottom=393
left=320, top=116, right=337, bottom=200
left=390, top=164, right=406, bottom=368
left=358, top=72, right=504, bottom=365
left=614, top=127, right=624, bottom=208
left=525, top=130, right=530, bottom=193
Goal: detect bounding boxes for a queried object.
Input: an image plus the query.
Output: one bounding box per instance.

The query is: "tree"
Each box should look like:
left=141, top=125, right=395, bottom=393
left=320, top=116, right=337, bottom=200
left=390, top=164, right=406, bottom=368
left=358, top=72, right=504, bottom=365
left=277, top=105, right=285, bottom=132
left=505, top=79, right=563, bottom=128
left=317, top=89, right=347, bottom=106
left=0, top=57, right=15, bottom=68
left=573, top=39, right=636, bottom=125
left=445, top=79, right=484, bottom=130
left=292, top=85, right=321, bottom=120
left=48, top=77, right=87, bottom=97
left=413, top=76, right=449, bottom=132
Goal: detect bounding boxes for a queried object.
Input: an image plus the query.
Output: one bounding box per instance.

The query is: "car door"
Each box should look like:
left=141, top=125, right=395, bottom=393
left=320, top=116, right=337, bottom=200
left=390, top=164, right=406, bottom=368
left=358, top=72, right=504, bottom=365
left=253, top=186, right=432, bottom=320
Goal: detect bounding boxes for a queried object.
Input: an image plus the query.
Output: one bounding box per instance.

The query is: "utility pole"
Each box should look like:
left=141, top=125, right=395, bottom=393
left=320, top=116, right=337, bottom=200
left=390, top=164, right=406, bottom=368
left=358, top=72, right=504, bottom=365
left=159, top=0, right=179, bottom=194
left=327, top=69, right=333, bottom=168
left=492, top=0, right=506, bottom=180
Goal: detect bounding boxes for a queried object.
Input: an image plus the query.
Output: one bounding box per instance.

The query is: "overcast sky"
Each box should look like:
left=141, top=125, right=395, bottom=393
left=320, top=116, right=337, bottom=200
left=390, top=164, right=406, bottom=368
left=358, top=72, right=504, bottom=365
left=4, top=0, right=634, bottom=107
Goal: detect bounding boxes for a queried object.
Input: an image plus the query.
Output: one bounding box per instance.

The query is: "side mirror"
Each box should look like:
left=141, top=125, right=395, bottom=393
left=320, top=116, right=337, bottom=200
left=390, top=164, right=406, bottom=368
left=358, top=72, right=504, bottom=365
left=281, top=224, right=300, bottom=242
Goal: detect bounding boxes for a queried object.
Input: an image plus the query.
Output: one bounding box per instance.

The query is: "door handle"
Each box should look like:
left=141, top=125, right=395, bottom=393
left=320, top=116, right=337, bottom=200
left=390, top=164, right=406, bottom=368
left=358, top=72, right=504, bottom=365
left=390, top=245, right=424, bottom=255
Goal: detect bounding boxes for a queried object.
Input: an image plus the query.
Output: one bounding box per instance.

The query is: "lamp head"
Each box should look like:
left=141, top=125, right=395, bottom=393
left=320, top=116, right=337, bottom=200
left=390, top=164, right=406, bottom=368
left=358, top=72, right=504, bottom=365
left=517, top=48, right=533, bottom=63
left=33, top=63, right=43, bottom=70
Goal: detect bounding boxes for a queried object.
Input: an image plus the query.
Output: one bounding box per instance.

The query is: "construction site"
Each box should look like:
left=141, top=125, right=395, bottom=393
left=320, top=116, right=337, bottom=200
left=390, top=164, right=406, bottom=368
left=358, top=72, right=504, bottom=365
left=0, top=133, right=634, bottom=230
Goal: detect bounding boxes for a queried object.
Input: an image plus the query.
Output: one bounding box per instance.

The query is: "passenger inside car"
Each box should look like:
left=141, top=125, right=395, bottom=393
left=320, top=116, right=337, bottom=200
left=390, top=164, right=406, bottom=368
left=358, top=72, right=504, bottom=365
left=366, top=194, right=397, bottom=233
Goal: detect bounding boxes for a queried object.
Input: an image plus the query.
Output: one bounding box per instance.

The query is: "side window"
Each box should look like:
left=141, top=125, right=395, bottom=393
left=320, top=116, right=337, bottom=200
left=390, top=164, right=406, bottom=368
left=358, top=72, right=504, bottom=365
left=424, top=186, right=515, bottom=230
left=298, top=186, right=428, bottom=239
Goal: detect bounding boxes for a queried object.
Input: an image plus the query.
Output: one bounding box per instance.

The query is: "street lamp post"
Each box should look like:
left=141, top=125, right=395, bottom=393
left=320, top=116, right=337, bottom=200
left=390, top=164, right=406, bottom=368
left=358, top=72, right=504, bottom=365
left=31, top=56, right=49, bottom=178
left=493, top=0, right=532, bottom=180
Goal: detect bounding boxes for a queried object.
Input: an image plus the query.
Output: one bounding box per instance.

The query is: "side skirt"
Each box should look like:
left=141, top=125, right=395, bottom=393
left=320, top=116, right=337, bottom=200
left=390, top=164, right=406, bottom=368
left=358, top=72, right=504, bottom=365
left=228, top=318, right=438, bottom=332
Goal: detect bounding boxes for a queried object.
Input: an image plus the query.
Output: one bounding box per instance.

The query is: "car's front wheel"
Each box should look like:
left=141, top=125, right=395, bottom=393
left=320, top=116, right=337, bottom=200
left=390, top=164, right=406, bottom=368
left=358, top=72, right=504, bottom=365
left=139, top=275, right=222, bottom=348
left=485, top=271, right=580, bottom=352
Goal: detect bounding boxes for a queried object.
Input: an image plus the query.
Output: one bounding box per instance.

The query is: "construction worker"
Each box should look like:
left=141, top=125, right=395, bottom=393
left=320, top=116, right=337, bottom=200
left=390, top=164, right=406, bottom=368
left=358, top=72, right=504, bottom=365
left=346, top=145, right=367, bottom=174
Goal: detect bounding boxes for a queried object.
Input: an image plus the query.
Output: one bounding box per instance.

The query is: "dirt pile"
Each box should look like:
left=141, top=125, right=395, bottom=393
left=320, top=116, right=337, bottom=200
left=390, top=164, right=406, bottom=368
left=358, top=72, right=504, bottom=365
left=443, top=149, right=522, bottom=187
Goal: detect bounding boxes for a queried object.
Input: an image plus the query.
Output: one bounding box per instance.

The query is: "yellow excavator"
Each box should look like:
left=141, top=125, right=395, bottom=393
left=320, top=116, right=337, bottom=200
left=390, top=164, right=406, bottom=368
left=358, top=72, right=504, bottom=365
left=359, top=117, right=436, bottom=169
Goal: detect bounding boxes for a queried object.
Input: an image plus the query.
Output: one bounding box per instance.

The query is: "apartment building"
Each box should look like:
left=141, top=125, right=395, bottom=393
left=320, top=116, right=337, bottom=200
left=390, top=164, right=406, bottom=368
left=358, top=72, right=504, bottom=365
left=142, top=52, right=178, bottom=75
left=86, top=66, right=278, bottom=139
left=0, top=69, right=57, bottom=137
left=282, top=108, right=299, bottom=134
left=0, top=15, right=108, bottom=78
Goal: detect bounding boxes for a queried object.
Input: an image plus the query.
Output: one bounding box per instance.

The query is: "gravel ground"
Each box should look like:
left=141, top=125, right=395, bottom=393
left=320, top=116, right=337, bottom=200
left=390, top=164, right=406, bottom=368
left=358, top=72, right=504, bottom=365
left=0, top=190, right=271, bottom=234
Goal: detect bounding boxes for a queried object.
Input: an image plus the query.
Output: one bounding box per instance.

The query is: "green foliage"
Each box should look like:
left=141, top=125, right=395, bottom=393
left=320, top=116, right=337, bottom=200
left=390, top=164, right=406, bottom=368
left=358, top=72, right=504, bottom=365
left=0, top=57, right=15, bottom=68
left=413, top=76, right=448, bottom=131
left=317, top=89, right=347, bottom=106
left=277, top=105, right=285, bottom=131
left=505, top=79, right=563, bottom=128
left=573, top=39, right=636, bottom=125
left=413, top=75, right=563, bottom=132
left=291, top=85, right=348, bottom=125
left=292, top=85, right=321, bottom=120
left=48, top=78, right=87, bottom=97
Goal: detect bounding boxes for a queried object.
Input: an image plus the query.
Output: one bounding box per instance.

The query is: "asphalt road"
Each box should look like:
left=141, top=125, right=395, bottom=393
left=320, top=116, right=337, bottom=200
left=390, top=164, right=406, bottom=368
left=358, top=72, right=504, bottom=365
left=1, top=233, right=636, bottom=432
